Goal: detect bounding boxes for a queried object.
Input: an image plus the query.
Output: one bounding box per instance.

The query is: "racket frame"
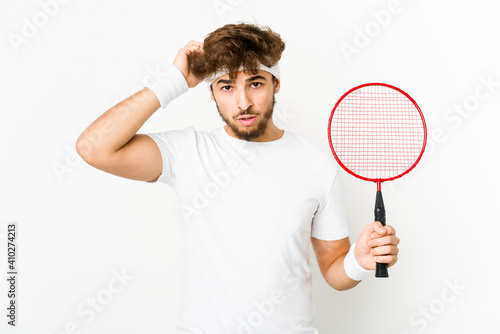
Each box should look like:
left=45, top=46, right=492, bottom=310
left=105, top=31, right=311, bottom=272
left=327, top=82, right=427, bottom=189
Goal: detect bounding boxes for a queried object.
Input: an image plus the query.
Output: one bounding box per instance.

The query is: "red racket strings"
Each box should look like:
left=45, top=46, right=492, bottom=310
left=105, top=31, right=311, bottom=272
left=328, top=84, right=426, bottom=185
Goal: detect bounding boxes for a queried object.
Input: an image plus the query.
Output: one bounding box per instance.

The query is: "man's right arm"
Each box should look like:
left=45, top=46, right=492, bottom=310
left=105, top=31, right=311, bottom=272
left=76, top=87, right=164, bottom=182
left=75, top=41, right=204, bottom=182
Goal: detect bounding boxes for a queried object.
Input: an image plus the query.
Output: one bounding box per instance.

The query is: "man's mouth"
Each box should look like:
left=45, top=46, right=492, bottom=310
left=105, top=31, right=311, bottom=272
left=237, top=115, right=257, bottom=126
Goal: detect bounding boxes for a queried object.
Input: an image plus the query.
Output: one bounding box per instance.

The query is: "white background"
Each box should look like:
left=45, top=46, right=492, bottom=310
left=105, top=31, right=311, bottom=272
left=1, top=0, right=499, bottom=333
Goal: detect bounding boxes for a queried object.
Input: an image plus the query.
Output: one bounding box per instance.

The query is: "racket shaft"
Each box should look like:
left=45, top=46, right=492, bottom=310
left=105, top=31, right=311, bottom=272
left=374, top=191, right=389, bottom=278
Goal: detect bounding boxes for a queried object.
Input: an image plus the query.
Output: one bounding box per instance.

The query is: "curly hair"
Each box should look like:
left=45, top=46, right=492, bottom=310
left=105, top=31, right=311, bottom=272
left=187, top=23, right=286, bottom=81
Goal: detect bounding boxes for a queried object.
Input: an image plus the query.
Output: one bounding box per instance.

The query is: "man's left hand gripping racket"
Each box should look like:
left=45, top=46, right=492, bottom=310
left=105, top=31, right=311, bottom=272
left=328, top=83, right=427, bottom=278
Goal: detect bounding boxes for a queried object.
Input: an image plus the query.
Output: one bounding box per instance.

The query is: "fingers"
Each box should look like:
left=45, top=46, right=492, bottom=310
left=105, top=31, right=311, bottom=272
left=373, top=253, right=398, bottom=267
left=370, top=244, right=399, bottom=257
left=184, top=40, right=203, bottom=48
left=170, top=40, right=206, bottom=89
left=182, top=40, right=204, bottom=54
left=178, top=45, right=204, bottom=58
left=354, top=221, right=400, bottom=270
left=368, top=234, right=399, bottom=247
left=368, top=221, right=396, bottom=238
left=367, top=222, right=399, bottom=267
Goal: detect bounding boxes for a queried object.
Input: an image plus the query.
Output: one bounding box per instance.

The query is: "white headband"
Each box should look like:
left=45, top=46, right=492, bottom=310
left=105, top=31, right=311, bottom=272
left=204, top=63, right=280, bottom=89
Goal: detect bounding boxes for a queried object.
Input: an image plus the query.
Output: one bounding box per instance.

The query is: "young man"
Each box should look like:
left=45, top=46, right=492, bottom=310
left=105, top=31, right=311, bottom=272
left=76, top=23, right=400, bottom=333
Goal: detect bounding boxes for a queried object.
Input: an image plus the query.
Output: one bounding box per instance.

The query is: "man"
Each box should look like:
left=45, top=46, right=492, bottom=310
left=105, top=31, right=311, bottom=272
left=76, top=23, right=399, bottom=333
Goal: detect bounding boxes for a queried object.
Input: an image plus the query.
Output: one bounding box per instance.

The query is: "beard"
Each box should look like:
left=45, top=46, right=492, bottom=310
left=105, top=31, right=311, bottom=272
left=216, top=96, right=276, bottom=141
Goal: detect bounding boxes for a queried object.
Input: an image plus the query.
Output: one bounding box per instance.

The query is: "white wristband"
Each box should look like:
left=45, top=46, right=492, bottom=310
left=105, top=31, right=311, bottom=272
left=344, top=242, right=372, bottom=281
left=145, top=64, right=188, bottom=109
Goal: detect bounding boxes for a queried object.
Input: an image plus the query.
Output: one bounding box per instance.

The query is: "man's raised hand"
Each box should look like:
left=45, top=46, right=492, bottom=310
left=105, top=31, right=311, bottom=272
left=173, top=40, right=204, bottom=88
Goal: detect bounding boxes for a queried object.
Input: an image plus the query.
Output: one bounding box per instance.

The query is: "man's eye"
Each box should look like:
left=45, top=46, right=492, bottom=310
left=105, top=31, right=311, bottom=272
left=251, top=82, right=262, bottom=88
left=221, top=86, right=232, bottom=91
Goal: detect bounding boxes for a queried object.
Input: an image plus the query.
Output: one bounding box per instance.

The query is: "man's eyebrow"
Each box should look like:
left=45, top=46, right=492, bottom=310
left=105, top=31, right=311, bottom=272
left=246, top=75, right=267, bottom=82
left=215, top=75, right=267, bottom=86
left=216, top=79, right=234, bottom=86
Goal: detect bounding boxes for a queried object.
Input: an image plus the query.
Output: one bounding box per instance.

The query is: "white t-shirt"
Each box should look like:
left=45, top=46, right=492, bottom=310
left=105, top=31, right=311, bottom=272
left=145, top=125, right=349, bottom=334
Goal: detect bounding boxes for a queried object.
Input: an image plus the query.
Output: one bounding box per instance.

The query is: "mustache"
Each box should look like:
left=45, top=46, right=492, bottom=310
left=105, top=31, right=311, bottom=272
left=234, top=109, right=258, bottom=119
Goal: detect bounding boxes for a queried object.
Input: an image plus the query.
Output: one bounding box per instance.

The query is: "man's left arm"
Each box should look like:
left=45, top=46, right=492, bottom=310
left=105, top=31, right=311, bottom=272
left=311, top=221, right=400, bottom=291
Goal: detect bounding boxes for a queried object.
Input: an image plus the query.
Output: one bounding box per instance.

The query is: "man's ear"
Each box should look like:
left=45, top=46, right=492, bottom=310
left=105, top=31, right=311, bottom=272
left=274, top=77, right=281, bottom=94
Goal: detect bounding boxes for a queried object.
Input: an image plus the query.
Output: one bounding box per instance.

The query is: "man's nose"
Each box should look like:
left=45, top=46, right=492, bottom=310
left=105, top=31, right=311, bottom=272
left=237, top=89, right=253, bottom=111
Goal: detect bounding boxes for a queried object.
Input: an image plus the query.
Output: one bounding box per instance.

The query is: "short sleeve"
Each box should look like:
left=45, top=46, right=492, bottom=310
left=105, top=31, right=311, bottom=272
left=311, top=170, right=350, bottom=240
left=143, top=126, right=195, bottom=186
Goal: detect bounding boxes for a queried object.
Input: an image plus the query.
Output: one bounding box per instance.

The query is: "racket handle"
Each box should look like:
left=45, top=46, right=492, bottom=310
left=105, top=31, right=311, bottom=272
left=374, top=190, right=389, bottom=278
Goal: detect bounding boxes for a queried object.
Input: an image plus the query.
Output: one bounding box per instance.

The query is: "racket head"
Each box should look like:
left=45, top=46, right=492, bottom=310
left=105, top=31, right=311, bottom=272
left=328, top=83, right=427, bottom=183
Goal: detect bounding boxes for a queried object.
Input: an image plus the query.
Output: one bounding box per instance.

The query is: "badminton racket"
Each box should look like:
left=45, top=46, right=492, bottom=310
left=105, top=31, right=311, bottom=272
left=328, top=83, right=427, bottom=278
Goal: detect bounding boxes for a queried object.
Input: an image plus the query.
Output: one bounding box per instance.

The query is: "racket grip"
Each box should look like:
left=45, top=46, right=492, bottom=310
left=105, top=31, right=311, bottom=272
left=374, top=191, right=389, bottom=278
